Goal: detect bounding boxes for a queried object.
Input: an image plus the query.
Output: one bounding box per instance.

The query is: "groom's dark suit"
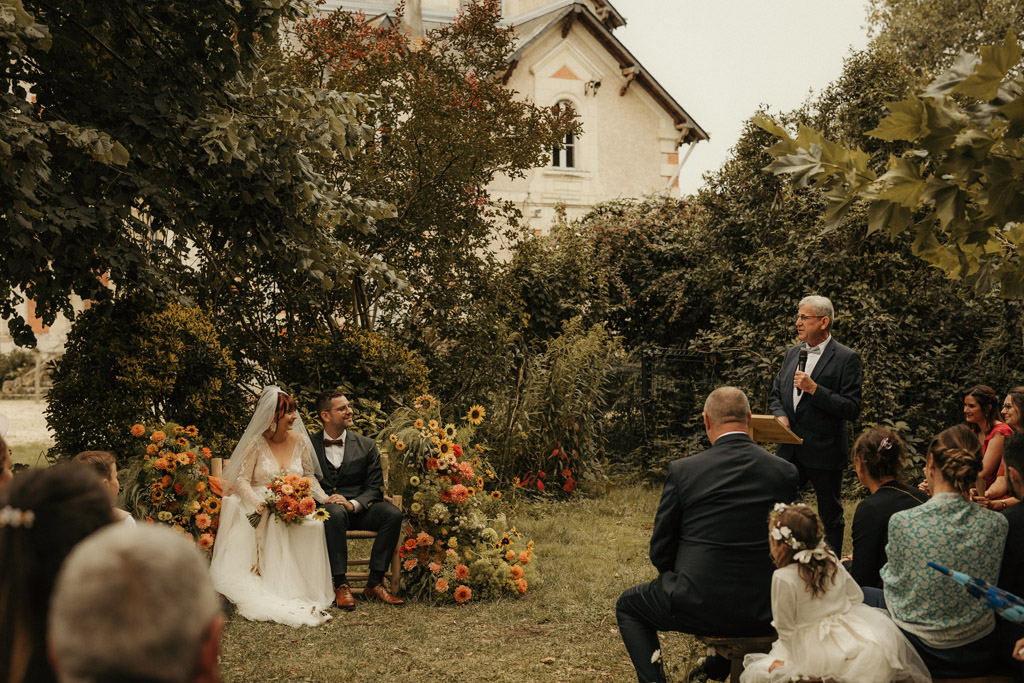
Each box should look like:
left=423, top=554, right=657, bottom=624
left=616, top=433, right=799, bottom=682
left=768, top=337, right=862, bottom=551
left=310, top=430, right=402, bottom=581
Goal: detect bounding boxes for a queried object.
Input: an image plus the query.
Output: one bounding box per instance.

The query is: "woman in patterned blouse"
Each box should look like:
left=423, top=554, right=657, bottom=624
left=878, top=424, right=1009, bottom=677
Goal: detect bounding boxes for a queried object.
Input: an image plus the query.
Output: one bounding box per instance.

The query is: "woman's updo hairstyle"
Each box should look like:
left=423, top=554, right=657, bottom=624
left=273, top=391, right=297, bottom=423
left=852, top=427, right=905, bottom=482
left=928, top=424, right=983, bottom=495
left=965, top=384, right=1001, bottom=434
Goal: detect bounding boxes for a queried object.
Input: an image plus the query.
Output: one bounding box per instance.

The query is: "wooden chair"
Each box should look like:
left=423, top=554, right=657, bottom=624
left=697, top=635, right=775, bottom=683
left=343, top=453, right=403, bottom=592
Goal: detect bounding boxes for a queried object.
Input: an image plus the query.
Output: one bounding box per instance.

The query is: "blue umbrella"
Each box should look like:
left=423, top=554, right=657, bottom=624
left=928, top=561, right=1024, bottom=624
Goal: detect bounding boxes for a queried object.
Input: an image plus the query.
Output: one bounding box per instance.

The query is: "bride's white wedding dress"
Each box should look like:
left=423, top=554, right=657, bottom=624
left=210, top=434, right=334, bottom=627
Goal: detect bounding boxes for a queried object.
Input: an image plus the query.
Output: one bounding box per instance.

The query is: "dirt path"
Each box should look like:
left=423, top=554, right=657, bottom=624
left=0, top=399, right=53, bottom=445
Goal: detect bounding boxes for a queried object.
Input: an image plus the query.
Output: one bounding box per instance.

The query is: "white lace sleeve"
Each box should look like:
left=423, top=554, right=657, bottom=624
left=301, top=442, right=328, bottom=503
left=233, top=444, right=264, bottom=512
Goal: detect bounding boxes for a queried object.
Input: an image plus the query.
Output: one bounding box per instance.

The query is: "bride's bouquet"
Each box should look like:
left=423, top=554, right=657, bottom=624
left=259, top=474, right=329, bottom=526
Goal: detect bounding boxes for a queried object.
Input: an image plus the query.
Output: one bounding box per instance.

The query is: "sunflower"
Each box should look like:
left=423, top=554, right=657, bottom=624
left=311, top=508, right=331, bottom=522
left=466, top=405, right=485, bottom=425
left=491, top=490, right=502, bottom=500
left=438, top=441, right=453, bottom=457
left=413, top=394, right=436, bottom=413
left=185, top=425, right=199, bottom=438
left=389, top=433, right=398, bottom=442
left=395, top=440, right=407, bottom=451
left=476, top=477, right=484, bottom=490
left=495, top=533, right=512, bottom=549
left=428, top=419, right=439, bottom=432
left=203, top=498, right=221, bottom=514
left=443, top=423, right=457, bottom=439
left=413, top=418, right=425, bottom=430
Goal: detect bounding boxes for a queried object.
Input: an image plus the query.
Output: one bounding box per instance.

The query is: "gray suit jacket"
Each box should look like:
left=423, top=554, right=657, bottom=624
left=309, top=430, right=385, bottom=510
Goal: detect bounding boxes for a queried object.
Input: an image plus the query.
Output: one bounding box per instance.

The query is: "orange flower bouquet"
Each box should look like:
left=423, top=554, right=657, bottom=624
left=262, top=474, right=328, bottom=525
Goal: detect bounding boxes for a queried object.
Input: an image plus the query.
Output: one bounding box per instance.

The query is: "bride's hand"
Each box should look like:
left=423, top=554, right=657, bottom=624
left=255, top=503, right=265, bottom=515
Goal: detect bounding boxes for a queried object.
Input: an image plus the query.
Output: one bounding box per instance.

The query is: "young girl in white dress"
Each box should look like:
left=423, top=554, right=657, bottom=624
left=741, top=503, right=929, bottom=683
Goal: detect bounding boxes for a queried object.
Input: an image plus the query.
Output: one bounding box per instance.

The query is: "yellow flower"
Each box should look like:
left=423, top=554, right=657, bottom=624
left=312, top=508, right=331, bottom=522
left=466, top=405, right=485, bottom=425
left=486, top=469, right=495, bottom=479
left=188, top=501, right=201, bottom=514
left=476, top=477, right=484, bottom=490
left=395, top=441, right=406, bottom=451
left=447, top=537, right=458, bottom=549
left=185, top=425, right=199, bottom=438
left=409, top=476, right=421, bottom=486
left=130, top=424, right=146, bottom=438
left=157, top=511, right=172, bottom=522
left=410, top=502, right=423, bottom=513
left=389, top=433, right=398, bottom=442
left=414, top=394, right=436, bottom=412
left=428, top=419, right=439, bottom=432
left=491, top=490, right=502, bottom=500
left=438, top=441, right=453, bottom=457
left=443, top=423, right=457, bottom=439
left=466, top=487, right=476, bottom=496
left=413, top=418, right=425, bottom=430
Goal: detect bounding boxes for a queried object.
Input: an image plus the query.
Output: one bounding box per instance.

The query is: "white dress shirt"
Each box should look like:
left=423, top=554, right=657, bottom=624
left=322, top=429, right=346, bottom=469
left=793, top=335, right=831, bottom=409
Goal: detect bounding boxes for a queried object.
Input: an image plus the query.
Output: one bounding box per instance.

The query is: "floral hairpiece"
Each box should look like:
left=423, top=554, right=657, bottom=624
left=0, top=506, right=35, bottom=529
left=769, top=502, right=789, bottom=518
left=878, top=437, right=893, bottom=453
left=770, top=522, right=805, bottom=551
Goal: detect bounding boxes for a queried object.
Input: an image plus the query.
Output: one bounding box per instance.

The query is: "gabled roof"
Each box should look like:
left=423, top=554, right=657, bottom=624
left=505, top=2, right=708, bottom=144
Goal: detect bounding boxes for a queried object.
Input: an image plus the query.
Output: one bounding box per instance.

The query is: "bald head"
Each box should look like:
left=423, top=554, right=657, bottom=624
left=703, top=387, right=752, bottom=443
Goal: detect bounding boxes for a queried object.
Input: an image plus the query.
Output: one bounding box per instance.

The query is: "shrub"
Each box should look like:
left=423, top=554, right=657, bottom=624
left=46, top=299, right=247, bottom=461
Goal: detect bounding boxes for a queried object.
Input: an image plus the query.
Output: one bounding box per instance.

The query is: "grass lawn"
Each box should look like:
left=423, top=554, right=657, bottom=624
left=219, top=483, right=859, bottom=682
left=9, top=440, right=52, bottom=469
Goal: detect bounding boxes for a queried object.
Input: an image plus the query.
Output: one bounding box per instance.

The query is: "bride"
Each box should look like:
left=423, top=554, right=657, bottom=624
left=210, top=386, right=334, bottom=626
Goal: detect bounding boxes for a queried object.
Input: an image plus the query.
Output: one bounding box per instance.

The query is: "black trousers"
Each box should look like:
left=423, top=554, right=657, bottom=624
left=796, top=462, right=845, bottom=553
left=320, top=500, right=402, bottom=578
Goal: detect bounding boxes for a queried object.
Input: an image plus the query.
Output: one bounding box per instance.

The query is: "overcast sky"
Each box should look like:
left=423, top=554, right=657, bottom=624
left=610, top=0, right=874, bottom=196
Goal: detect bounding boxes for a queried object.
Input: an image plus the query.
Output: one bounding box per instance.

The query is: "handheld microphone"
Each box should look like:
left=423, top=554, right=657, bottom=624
left=796, top=348, right=808, bottom=397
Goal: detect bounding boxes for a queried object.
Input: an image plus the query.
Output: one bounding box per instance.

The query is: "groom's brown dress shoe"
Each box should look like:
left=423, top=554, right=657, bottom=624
left=363, top=584, right=404, bottom=605
left=335, top=584, right=356, bottom=610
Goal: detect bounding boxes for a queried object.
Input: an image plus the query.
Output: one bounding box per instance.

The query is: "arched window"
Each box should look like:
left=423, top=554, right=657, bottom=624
left=551, top=100, right=576, bottom=168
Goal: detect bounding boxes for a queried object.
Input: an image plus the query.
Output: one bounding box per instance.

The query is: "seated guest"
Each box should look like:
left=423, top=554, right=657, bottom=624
left=0, top=436, right=11, bottom=491
left=880, top=424, right=1009, bottom=677
left=964, top=384, right=1013, bottom=493
left=845, top=427, right=927, bottom=589
left=997, top=431, right=1024, bottom=680
left=72, top=450, right=135, bottom=525
left=978, top=386, right=1024, bottom=510
left=0, top=465, right=115, bottom=683
left=49, top=524, right=223, bottom=683
left=616, top=387, right=799, bottom=683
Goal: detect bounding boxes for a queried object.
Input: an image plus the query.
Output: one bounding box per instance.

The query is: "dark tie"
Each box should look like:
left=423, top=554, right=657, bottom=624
left=324, top=438, right=344, bottom=447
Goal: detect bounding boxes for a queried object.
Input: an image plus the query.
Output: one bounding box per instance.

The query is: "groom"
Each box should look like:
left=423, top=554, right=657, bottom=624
left=311, top=389, right=404, bottom=608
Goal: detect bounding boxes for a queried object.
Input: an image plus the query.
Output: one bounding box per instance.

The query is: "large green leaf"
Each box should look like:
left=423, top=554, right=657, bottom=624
left=955, top=30, right=1021, bottom=101
left=868, top=95, right=930, bottom=141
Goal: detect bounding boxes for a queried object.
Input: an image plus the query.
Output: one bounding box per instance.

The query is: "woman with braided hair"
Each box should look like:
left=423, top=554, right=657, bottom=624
left=844, top=427, right=927, bottom=589
left=740, top=503, right=927, bottom=683
left=877, top=424, right=1009, bottom=677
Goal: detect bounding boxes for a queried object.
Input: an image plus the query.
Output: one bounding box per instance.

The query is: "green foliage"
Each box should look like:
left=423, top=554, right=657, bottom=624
left=273, top=327, right=429, bottom=432
left=485, top=319, right=621, bottom=493
left=3, top=0, right=394, bottom=347
left=757, top=33, right=1024, bottom=298
left=272, top=0, right=579, bottom=372
left=867, top=0, right=1024, bottom=72
left=0, top=348, right=32, bottom=383
left=46, top=300, right=247, bottom=461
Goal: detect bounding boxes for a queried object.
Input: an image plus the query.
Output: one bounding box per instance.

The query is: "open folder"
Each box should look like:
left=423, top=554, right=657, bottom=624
left=750, top=414, right=803, bottom=445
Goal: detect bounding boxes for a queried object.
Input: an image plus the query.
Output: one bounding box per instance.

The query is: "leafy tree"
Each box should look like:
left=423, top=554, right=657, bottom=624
left=755, top=33, right=1024, bottom=300
left=2, top=0, right=391, bottom=347
left=274, top=0, right=579, bottom=340
left=867, top=0, right=1024, bottom=71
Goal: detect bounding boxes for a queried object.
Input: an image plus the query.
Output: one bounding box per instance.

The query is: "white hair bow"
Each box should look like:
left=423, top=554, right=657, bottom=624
left=793, top=540, right=830, bottom=564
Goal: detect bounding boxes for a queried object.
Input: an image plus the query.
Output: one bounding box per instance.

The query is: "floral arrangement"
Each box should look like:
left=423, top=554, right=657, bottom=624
left=378, top=394, right=538, bottom=604
left=262, top=474, right=329, bottom=525
left=122, top=422, right=221, bottom=553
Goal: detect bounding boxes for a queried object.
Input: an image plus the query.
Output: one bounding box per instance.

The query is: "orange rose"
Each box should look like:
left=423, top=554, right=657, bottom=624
left=454, top=585, right=471, bottom=604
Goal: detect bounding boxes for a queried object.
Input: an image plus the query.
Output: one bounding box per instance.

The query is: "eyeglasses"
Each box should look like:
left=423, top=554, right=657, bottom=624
left=795, top=314, right=825, bottom=322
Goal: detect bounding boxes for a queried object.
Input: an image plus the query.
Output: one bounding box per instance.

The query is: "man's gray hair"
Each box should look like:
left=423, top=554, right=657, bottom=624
left=49, top=525, right=220, bottom=683
left=799, top=295, right=834, bottom=329
left=703, top=386, right=751, bottom=426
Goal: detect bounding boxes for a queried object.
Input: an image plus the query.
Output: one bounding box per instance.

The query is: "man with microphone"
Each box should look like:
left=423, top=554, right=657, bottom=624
left=768, top=295, right=862, bottom=552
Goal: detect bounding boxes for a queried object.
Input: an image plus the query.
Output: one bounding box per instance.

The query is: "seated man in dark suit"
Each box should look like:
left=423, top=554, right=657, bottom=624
left=998, top=431, right=1024, bottom=680
left=616, top=386, right=800, bottom=683
left=312, top=389, right=404, bottom=608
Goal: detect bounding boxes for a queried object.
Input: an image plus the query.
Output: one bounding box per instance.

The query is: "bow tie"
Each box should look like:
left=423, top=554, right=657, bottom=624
left=324, top=438, right=345, bottom=448
left=804, top=344, right=823, bottom=355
